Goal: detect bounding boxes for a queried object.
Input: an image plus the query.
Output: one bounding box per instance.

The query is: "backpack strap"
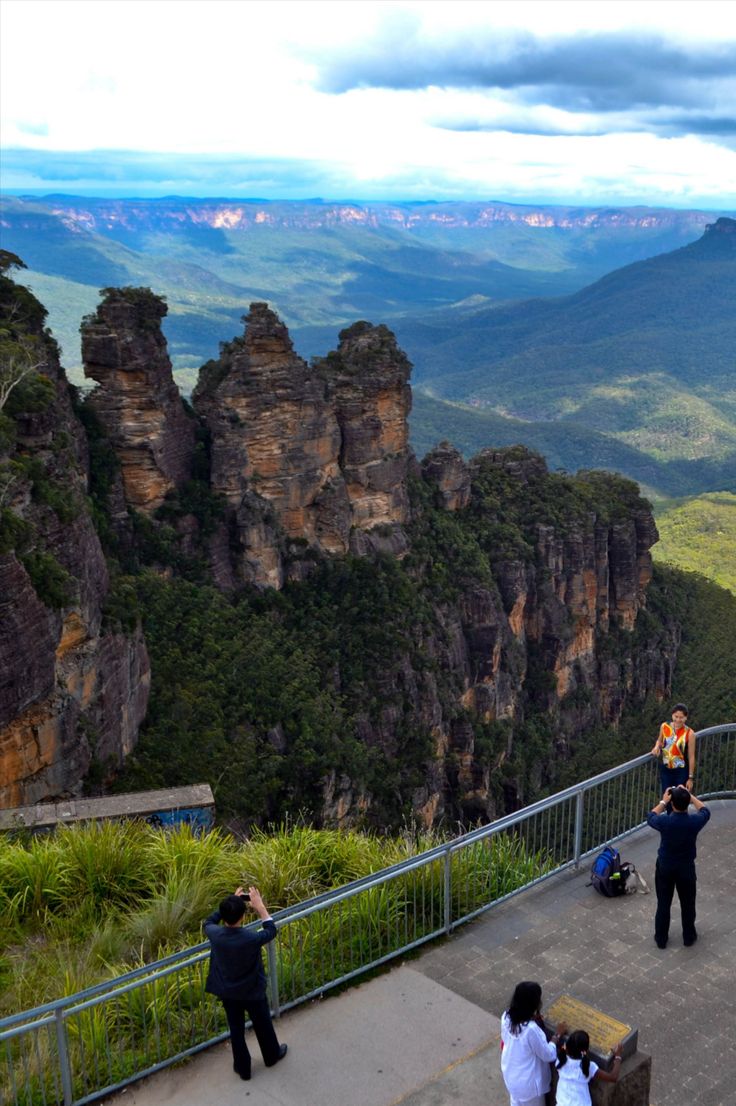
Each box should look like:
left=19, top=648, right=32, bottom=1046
left=624, top=863, right=650, bottom=894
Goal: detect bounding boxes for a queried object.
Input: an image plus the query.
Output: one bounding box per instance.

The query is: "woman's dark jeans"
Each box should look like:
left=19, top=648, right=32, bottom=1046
left=659, top=765, right=689, bottom=795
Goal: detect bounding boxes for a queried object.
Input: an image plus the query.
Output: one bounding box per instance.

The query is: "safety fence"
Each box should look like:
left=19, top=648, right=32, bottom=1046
left=2, top=723, right=734, bottom=1105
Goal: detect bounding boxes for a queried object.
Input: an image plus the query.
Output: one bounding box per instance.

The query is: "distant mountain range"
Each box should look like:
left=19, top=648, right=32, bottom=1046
left=0, top=194, right=730, bottom=376
left=407, top=218, right=736, bottom=496
left=0, top=194, right=734, bottom=498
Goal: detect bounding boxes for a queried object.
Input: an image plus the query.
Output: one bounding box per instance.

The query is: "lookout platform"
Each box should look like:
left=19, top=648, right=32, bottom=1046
left=104, top=799, right=736, bottom=1106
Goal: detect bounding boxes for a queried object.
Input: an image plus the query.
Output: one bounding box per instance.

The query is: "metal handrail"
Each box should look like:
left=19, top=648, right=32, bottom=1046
left=2, top=722, right=734, bottom=1106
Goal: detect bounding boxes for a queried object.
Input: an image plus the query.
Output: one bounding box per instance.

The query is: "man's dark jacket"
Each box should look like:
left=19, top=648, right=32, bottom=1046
left=203, top=909, right=277, bottom=1001
left=646, top=806, right=710, bottom=868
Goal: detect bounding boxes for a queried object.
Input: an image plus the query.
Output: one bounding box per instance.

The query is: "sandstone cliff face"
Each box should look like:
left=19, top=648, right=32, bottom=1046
left=193, top=303, right=348, bottom=588
left=0, top=272, right=150, bottom=807
left=193, top=307, right=411, bottom=586
left=1, top=269, right=676, bottom=826
left=81, top=289, right=196, bottom=513
left=321, top=444, right=668, bottom=828
left=421, top=442, right=471, bottom=511
left=328, top=322, right=412, bottom=554
left=380, top=447, right=669, bottom=824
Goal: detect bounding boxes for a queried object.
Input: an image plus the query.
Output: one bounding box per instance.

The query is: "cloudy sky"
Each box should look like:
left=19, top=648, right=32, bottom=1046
left=1, top=0, right=735, bottom=206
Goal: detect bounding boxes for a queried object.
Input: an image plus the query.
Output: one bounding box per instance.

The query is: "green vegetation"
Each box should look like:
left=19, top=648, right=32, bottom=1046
left=19, top=549, right=73, bottom=609
left=653, top=492, right=736, bottom=594
left=403, top=221, right=736, bottom=499
left=646, top=564, right=736, bottom=723
left=410, top=392, right=736, bottom=499
left=115, top=558, right=440, bottom=826
left=113, top=460, right=718, bottom=828
left=0, top=821, right=552, bottom=1058
left=0, top=819, right=551, bottom=1101
left=0, top=250, right=89, bottom=614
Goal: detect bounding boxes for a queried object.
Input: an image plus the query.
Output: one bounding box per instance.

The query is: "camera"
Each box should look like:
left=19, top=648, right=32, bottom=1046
left=238, top=892, right=251, bottom=902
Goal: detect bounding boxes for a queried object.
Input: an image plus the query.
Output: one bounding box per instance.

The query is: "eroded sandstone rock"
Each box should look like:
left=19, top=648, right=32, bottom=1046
left=82, top=288, right=196, bottom=513
left=193, top=307, right=414, bottom=585
left=0, top=276, right=150, bottom=807
left=421, top=441, right=471, bottom=511
left=329, top=321, right=413, bottom=554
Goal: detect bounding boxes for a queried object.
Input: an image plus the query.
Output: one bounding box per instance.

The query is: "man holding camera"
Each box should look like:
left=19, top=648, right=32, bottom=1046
left=204, top=886, right=287, bottom=1081
left=647, top=785, right=710, bottom=949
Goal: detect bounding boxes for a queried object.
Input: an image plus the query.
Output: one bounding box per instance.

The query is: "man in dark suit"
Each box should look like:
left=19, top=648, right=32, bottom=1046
left=204, top=885, right=287, bottom=1081
left=647, top=785, right=710, bottom=949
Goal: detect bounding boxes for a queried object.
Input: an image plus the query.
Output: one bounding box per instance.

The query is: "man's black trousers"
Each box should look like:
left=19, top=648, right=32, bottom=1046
left=221, top=995, right=281, bottom=1077
left=654, top=860, right=697, bottom=944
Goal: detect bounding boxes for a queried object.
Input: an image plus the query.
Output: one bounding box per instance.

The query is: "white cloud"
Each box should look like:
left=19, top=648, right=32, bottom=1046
left=1, top=0, right=735, bottom=205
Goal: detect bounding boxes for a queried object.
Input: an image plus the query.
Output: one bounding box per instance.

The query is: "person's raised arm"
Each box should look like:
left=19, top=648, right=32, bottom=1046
left=247, top=886, right=272, bottom=921
left=528, top=1021, right=567, bottom=1063
left=687, top=731, right=696, bottom=791
left=652, top=788, right=671, bottom=813
left=594, top=1042, right=623, bottom=1084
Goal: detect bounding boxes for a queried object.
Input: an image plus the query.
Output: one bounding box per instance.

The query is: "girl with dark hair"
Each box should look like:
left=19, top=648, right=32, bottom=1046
left=555, top=1030, right=622, bottom=1105
left=651, top=703, right=696, bottom=795
left=500, top=981, right=567, bottom=1106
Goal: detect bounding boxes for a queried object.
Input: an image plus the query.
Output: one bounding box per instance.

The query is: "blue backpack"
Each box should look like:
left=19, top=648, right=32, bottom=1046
left=589, top=846, right=629, bottom=897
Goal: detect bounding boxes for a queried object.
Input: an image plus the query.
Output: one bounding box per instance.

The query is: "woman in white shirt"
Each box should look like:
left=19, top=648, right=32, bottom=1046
left=500, top=981, right=567, bottom=1106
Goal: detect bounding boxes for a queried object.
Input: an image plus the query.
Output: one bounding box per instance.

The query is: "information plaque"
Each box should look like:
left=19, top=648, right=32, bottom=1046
left=544, top=994, right=638, bottom=1070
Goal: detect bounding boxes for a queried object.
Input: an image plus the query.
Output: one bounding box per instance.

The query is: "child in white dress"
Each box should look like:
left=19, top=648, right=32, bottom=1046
left=555, top=1030, right=622, bottom=1105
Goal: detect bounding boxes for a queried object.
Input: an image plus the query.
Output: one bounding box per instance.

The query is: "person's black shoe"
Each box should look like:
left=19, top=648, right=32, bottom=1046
left=265, top=1044, right=288, bottom=1067
left=233, top=1066, right=251, bottom=1081
left=655, top=938, right=667, bottom=949
left=684, top=932, right=698, bottom=947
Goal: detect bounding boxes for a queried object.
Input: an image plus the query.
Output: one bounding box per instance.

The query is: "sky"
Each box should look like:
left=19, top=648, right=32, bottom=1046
left=1, top=0, right=736, bottom=207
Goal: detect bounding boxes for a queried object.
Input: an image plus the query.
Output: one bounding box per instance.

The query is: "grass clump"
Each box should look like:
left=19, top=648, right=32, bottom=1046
left=1, top=819, right=551, bottom=1018
left=1, top=818, right=554, bottom=1103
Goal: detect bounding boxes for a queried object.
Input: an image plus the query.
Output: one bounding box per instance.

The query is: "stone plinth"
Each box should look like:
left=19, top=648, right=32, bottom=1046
left=590, top=1052, right=651, bottom=1106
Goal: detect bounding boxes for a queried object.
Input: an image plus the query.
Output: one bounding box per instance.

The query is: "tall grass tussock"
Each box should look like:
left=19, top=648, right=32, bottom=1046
left=0, top=819, right=549, bottom=1016
left=1, top=819, right=552, bottom=1106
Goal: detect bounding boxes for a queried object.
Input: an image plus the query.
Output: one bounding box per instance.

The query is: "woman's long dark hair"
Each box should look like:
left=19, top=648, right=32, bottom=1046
left=557, top=1029, right=591, bottom=1078
left=505, top=981, right=542, bottom=1035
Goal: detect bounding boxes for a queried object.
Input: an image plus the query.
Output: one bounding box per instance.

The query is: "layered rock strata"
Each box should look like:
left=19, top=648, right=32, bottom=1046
left=346, top=447, right=667, bottom=824
left=193, top=307, right=412, bottom=586
left=1, top=271, right=674, bottom=825
left=421, top=441, right=471, bottom=510
left=0, top=274, right=150, bottom=807
left=81, top=289, right=196, bottom=513
left=328, top=321, right=413, bottom=554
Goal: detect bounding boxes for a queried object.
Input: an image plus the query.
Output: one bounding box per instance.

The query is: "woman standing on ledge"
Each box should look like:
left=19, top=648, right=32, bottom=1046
left=651, top=703, right=696, bottom=795
left=500, top=981, right=567, bottom=1106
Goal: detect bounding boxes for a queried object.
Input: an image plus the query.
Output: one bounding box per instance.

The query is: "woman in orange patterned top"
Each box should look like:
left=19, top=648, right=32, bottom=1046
left=650, top=703, right=696, bottom=796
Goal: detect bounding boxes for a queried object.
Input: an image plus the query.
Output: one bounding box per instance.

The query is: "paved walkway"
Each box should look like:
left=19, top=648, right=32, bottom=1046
left=107, top=800, right=736, bottom=1106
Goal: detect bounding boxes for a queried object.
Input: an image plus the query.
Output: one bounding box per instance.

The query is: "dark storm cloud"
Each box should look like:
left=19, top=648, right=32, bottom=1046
left=314, top=28, right=736, bottom=118
left=433, top=111, right=736, bottom=140
left=656, top=115, right=736, bottom=135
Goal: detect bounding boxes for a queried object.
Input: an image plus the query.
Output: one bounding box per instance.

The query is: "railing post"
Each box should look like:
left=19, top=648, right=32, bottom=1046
left=444, top=846, right=452, bottom=935
left=54, top=1008, right=74, bottom=1106
left=573, top=789, right=585, bottom=869
left=267, top=941, right=281, bottom=1019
